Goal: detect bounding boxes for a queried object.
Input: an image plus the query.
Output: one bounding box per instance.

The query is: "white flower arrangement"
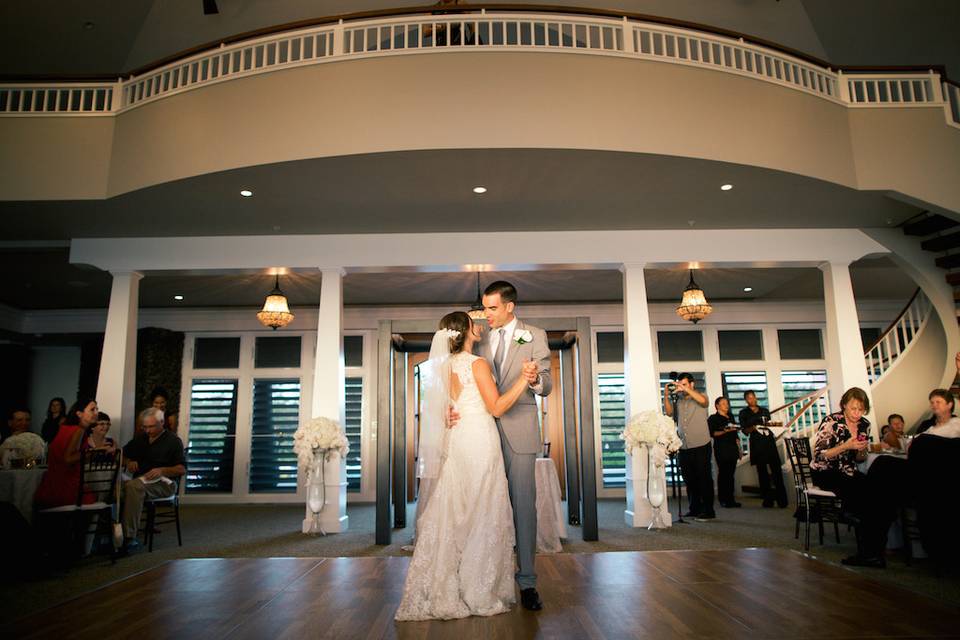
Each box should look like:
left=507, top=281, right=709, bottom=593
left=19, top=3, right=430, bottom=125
left=514, top=329, right=534, bottom=345
left=621, top=410, right=683, bottom=455
left=0, top=431, right=46, bottom=462
left=293, top=416, right=350, bottom=467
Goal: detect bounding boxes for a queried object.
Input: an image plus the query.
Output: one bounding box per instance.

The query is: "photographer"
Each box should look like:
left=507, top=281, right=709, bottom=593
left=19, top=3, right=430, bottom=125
left=664, top=373, right=715, bottom=521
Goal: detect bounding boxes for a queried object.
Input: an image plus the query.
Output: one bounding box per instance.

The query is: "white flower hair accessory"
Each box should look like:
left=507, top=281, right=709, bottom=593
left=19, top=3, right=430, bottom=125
left=514, top=329, right=533, bottom=345
left=437, top=328, right=461, bottom=339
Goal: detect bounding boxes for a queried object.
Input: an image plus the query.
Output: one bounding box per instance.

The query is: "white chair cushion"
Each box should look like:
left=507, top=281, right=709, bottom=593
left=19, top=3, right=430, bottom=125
left=38, top=501, right=111, bottom=513
left=805, top=487, right=838, bottom=498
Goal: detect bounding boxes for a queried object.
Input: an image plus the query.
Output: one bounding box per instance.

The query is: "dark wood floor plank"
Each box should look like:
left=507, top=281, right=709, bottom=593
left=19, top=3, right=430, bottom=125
left=8, top=550, right=960, bottom=640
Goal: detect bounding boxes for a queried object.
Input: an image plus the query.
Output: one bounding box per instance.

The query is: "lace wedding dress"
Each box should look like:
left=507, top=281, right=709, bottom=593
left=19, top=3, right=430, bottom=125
left=395, top=351, right=517, bottom=621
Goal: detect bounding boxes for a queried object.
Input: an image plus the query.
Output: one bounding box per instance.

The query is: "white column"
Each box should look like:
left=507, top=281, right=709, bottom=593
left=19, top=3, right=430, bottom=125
left=305, top=268, right=348, bottom=533
left=96, top=271, right=142, bottom=444
left=621, top=264, right=671, bottom=528
left=820, top=261, right=876, bottom=434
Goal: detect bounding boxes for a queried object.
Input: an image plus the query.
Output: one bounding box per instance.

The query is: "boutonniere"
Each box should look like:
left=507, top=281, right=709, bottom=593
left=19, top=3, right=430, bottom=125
left=514, top=329, right=533, bottom=345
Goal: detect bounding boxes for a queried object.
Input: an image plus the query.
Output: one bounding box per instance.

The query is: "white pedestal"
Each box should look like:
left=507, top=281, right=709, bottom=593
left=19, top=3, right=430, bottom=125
left=302, top=451, right=349, bottom=534
left=624, top=448, right=671, bottom=529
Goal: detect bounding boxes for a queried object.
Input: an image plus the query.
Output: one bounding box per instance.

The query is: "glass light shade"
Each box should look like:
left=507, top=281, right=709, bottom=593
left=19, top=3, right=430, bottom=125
left=257, top=277, right=295, bottom=330
left=676, top=272, right=713, bottom=324
left=467, top=308, right=486, bottom=321
left=466, top=272, right=486, bottom=321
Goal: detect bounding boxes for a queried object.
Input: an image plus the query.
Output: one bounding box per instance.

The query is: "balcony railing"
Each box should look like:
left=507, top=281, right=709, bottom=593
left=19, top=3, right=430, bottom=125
left=1, top=8, right=958, bottom=129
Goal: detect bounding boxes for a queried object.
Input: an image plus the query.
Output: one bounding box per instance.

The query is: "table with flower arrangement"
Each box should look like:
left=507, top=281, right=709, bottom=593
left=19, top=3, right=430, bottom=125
left=0, top=467, right=45, bottom=523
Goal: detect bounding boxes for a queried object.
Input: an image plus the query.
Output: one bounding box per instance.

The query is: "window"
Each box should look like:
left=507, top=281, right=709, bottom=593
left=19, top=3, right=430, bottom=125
left=185, top=379, right=238, bottom=493
left=193, top=337, right=241, bottom=369
left=254, top=336, right=301, bottom=368
left=781, top=370, right=829, bottom=414
left=778, top=329, right=823, bottom=359
left=344, top=376, right=363, bottom=492
left=249, top=379, right=301, bottom=493
left=657, top=331, right=703, bottom=361
left=718, top=330, right=763, bottom=360
left=597, top=373, right=626, bottom=489
left=344, top=335, right=363, bottom=367
left=860, top=327, right=882, bottom=351
left=597, top=332, right=624, bottom=363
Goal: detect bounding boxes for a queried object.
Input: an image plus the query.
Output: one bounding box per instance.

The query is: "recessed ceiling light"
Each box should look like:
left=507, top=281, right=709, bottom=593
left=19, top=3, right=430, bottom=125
left=240, top=189, right=253, bottom=197
left=743, top=287, right=753, bottom=292
left=174, top=295, right=184, bottom=301
left=472, top=186, right=487, bottom=194
left=720, top=184, right=733, bottom=191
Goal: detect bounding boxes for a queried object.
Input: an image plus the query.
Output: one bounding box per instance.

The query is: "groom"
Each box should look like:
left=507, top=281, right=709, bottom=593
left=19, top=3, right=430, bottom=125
left=481, top=280, right=553, bottom=611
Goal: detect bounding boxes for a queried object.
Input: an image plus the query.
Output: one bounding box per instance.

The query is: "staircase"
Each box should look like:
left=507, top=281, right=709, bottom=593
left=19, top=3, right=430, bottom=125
left=903, top=211, right=960, bottom=396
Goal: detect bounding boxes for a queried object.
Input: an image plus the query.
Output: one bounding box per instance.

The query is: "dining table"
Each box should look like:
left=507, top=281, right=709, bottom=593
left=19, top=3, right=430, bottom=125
left=0, top=467, right=46, bottom=523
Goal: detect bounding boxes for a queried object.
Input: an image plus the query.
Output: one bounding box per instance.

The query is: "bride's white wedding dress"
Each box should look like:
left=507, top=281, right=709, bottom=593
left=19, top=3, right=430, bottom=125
left=395, top=351, right=516, bottom=621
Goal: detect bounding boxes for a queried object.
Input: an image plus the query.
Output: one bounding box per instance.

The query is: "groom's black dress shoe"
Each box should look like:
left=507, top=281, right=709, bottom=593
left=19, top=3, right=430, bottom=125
left=520, top=588, right=543, bottom=611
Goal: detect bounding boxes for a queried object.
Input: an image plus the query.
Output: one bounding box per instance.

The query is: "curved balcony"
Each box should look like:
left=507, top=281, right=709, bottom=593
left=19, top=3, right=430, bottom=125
left=0, top=7, right=958, bottom=213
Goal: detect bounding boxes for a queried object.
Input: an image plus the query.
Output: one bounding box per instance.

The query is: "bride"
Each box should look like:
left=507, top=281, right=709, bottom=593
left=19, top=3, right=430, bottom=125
left=395, top=311, right=531, bottom=621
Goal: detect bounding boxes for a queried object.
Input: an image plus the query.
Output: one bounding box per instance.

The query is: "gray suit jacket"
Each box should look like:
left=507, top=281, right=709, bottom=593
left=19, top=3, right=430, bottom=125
left=480, top=318, right=553, bottom=454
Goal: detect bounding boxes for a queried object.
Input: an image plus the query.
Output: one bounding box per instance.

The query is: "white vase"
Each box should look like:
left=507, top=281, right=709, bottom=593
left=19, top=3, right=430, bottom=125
left=646, top=444, right=667, bottom=530
left=624, top=444, right=672, bottom=529
left=301, top=449, right=349, bottom=534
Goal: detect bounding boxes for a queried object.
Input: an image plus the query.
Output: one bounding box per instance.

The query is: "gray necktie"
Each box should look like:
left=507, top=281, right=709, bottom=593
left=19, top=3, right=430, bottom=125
left=493, top=329, right=505, bottom=379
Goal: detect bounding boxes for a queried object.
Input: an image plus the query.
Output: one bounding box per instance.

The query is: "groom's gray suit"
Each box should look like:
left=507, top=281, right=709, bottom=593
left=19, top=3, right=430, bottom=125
left=480, top=317, right=552, bottom=590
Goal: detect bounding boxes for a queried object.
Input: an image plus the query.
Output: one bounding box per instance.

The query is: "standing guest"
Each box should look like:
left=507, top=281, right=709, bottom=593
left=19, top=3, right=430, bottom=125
left=149, top=387, right=179, bottom=434
left=708, top=396, right=741, bottom=508
left=34, top=398, right=98, bottom=509
left=120, top=407, right=185, bottom=553
left=739, top=391, right=787, bottom=508
left=809, top=387, right=886, bottom=567
left=915, top=389, right=957, bottom=435
left=86, top=412, right=116, bottom=451
left=664, top=373, right=716, bottom=521
left=41, top=397, right=67, bottom=443
left=3, top=408, right=31, bottom=443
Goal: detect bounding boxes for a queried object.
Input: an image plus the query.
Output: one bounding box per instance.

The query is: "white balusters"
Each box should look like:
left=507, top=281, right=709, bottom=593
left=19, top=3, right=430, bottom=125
left=864, top=290, right=930, bottom=385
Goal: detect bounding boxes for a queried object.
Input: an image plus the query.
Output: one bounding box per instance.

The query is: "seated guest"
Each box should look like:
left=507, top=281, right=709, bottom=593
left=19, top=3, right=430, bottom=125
left=915, top=389, right=956, bottom=434
left=880, top=413, right=906, bottom=450
left=41, top=397, right=67, bottom=443
left=810, top=387, right=889, bottom=567
left=86, top=412, right=116, bottom=451
left=906, top=431, right=960, bottom=565
left=120, top=408, right=185, bottom=552
left=34, top=398, right=99, bottom=509
left=708, top=396, right=741, bottom=508
left=739, top=391, right=787, bottom=508
left=3, top=408, right=31, bottom=443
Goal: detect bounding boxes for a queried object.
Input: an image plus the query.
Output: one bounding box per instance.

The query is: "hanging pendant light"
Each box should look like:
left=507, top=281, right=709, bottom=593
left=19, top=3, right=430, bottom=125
left=676, top=269, right=713, bottom=324
left=467, top=272, right=486, bottom=320
left=257, top=274, right=295, bottom=330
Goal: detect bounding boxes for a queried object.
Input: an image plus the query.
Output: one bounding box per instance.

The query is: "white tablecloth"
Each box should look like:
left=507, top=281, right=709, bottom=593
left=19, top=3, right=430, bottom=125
left=0, top=468, right=45, bottom=523
left=535, top=457, right=567, bottom=553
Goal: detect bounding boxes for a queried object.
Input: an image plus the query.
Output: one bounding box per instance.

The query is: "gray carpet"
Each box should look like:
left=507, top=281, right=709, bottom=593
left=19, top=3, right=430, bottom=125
left=4, top=497, right=958, bottom=622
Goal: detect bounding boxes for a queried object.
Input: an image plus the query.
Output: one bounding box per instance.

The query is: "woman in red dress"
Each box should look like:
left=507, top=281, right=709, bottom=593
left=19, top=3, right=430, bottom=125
left=34, top=398, right=99, bottom=509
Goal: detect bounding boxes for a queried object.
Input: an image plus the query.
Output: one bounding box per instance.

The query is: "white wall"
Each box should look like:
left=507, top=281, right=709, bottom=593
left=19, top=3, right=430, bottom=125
left=28, top=345, right=81, bottom=432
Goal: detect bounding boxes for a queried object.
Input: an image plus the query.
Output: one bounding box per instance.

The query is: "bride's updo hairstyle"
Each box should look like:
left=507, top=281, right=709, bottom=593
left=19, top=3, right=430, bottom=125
left=439, top=311, right=471, bottom=353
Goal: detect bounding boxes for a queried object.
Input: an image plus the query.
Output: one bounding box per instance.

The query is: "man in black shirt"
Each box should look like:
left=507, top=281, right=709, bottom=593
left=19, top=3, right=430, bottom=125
left=708, top=396, right=741, bottom=508
left=738, top=390, right=787, bottom=508
left=121, top=407, right=185, bottom=551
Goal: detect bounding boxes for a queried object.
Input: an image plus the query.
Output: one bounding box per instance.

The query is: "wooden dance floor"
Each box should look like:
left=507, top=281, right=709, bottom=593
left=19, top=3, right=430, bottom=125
left=8, top=549, right=960, bottom=639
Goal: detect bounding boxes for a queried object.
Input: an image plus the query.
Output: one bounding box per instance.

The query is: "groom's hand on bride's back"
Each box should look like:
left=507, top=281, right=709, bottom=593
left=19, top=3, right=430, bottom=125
left=446, top=406, right=461, bottom=429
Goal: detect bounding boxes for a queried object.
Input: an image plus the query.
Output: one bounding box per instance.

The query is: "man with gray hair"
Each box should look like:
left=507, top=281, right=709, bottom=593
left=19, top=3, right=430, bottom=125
left=120, top=407, right=186, bottom=553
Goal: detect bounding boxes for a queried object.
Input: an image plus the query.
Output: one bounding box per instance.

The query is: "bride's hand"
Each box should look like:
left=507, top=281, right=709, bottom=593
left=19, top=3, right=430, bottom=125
left=521, top=360, right=539, bottom=385
left=446, top=405, right=461, bottom=429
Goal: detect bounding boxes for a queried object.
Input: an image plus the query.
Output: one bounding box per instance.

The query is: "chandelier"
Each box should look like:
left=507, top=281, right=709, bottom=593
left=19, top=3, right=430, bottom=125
left=467, top=272, right=486, bottom=320
left=257, top=274, right=295, bottom=330
left=676, top=269, right=713, bottom=324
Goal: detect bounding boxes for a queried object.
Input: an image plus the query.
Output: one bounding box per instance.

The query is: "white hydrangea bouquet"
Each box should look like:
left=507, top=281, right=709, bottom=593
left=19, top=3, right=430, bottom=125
left=293, top=416, right=350, bottom=467
left=621, top=410, right=682, bottom=454
left=0, top=432, right=46, bottom=466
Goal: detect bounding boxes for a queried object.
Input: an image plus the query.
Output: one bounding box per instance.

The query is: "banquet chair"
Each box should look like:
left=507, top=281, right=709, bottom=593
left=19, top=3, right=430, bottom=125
left=141, top=478, right=182, bottom=552
left=35, top=449, right=121, bottom=563
left=784, top=437, right=843, bottom=551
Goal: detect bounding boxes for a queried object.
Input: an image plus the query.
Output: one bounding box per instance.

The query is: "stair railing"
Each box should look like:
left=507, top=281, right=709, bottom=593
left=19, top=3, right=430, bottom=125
left=864, top=288, right=931, bottom=385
